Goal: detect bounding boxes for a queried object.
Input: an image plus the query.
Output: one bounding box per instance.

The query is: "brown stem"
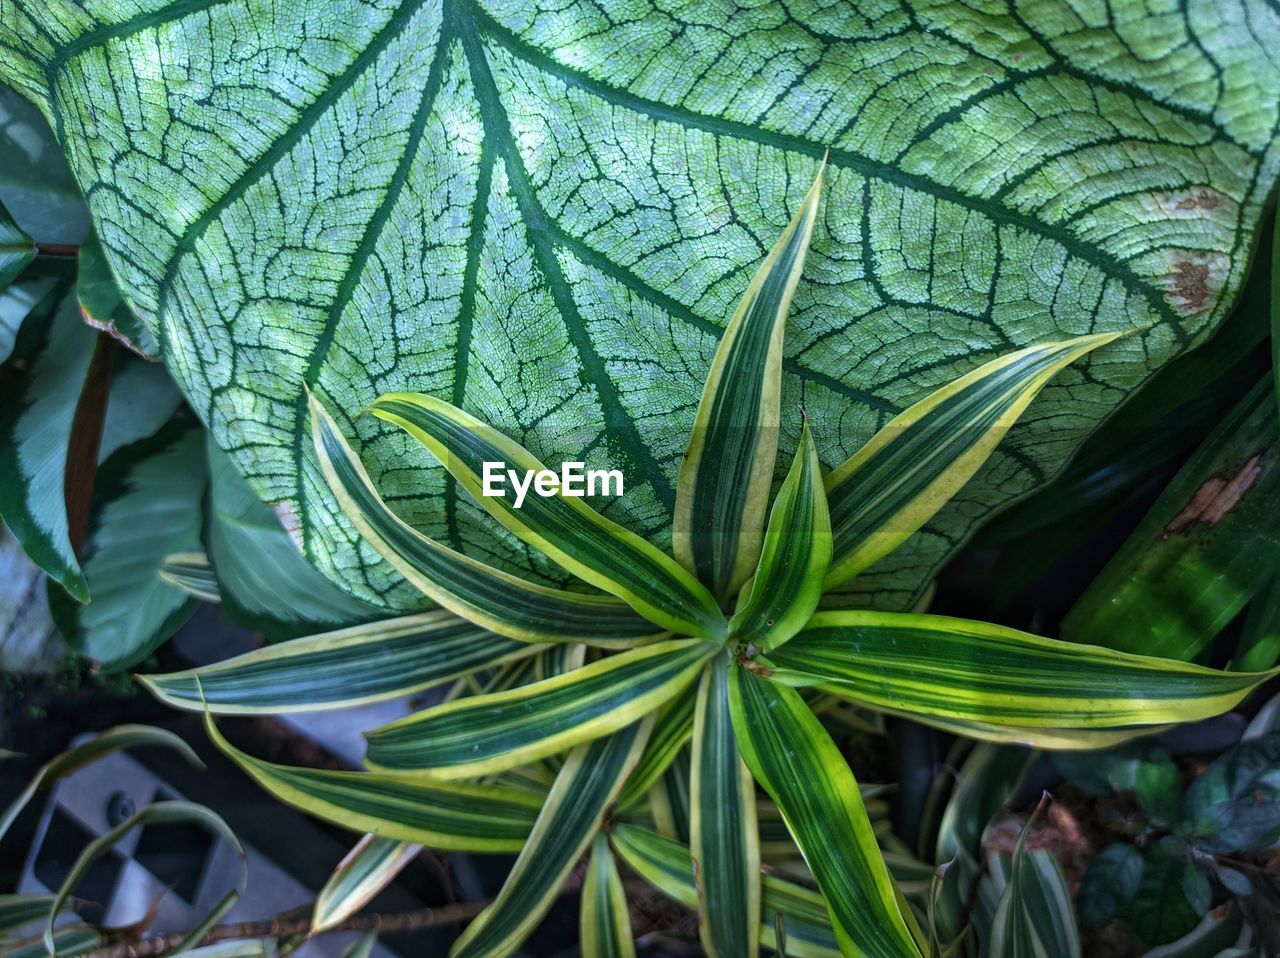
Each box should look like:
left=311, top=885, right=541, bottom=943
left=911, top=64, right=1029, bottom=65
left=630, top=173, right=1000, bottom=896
left=81, top=902, right=486, bottom=958
left=34, top=243, right=80, bottom=258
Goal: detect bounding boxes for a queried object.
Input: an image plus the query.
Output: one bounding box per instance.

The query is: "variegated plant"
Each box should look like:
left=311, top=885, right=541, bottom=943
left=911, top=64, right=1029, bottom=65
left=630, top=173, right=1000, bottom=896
left=140, top=169, right=1278, bottom=958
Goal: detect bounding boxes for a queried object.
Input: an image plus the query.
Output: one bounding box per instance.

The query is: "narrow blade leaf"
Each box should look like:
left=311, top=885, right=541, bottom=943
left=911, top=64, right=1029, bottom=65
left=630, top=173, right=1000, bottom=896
left=205, top=714, right=542, bottom=852
left=617, top=691, right=696, bottom=810
left=581, top=834, right=636, bottom=958
left=824, top=332, right=1127, bottom=588
left=0, top=725, right=201, bottom=841
left=365, top=639, right=711, bottom=779
left=313, top=835, right=420, bottom=933
left=140, top=611, right=533, bottom=714
left=451, top=719, right=653, bottom=958
left=311, top=393, right=663, bottom=647
left=730, top=418, right=830, bottom=650
left=611, top=824, right=841, bottom=958
left=674, top=165, right=824, bottom=601
left=728, top=665, right=923, bottom=958
left=691, top=655, right=760, bottom=958
left=367, top=392, right=726, bottom=641
left=767, top=611, right=1278, bottom=730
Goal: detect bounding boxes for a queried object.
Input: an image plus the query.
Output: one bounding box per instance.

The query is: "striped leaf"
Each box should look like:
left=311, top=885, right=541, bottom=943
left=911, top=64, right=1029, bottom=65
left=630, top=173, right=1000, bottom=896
left=828, top=695, right=1168, bottom=752
left=159, top=552, right=221, bottom=603
left=617, top=691, right=696, bottom=810
left=46, top=801, right=244, bottom=957
left=451, top=719, right=653, bottom=958
left=673, top=165, right=824, bottom=602
left=205, top=714, right=541, bottom=852
left=730, top=419, right=830, bottom=651
left=139, top=611, right=534, bottom=714
left=310, top=394, right=663, bottom=648
left=2, top=927, right=101, bottom=958
left=581, top=834, right=636, bottom=958
left=313, top=835, right=420, bottom=933
left=367, top=393, right=726, bottom=641
left=765, top=611, right=1279, bottom=730
left=824, top=332, right=1127, bottom=588
left=1, top=724, right=201, bottom=841
left=691, top=656, right=760, bottom=958
left=365, top=639, right=711, bottom=779
left=650, top=752, right=692, bottom=843
left=989, top=805, right=1080, bottom=958
left=0, top=895, right=60, bottom=937
left=610, top=824, right=841, bottom=958
left=728, top=665, right=923, bottom=958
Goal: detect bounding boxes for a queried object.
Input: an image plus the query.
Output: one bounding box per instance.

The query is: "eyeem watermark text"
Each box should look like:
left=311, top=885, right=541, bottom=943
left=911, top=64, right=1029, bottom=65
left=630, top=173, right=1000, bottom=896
left=482, top=462, right=624, bottom=508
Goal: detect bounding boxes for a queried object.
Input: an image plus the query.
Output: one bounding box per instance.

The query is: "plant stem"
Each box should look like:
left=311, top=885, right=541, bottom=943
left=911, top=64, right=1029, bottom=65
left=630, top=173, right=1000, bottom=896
left=80, top=902, right=486, bottom=958
left=34, top=243, right=79, bottom=258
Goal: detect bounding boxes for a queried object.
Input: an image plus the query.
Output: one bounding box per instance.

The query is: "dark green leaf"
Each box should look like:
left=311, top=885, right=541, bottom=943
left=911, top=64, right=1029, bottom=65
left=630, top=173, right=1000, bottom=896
left=77, top=232, right=157, bottom=358
left=1126, top=846, right=1201, bottom=947
left=1063, top=381, right=1280, bottom=660
left=1078, top=844, right=1144, bottom=927
left=1183, top=732, right=1280, bottom=854
left=204, top=436, right=380, bottom=640
left=49, top=421, right=207, bottom=669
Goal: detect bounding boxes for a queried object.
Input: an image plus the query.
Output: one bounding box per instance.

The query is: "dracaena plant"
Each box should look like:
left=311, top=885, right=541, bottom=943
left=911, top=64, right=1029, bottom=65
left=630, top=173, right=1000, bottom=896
left=140, top=168, right=1279, bottom=958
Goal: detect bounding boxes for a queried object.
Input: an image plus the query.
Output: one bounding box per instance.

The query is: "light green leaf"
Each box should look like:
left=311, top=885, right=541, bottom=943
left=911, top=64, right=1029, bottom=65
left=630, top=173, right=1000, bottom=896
left=77, top=231, right=157, bottom=358
left=824, top=332, right=1126, bottom=589
left=728, top=665, right=923, bottom=958
left=46, top=800, right=245, bottom=957
left=674, top=164, right=823, bottom=601
left=205, top=435, right=380, bottom=640
left=1063, top=380, right=1280, bottom=661
left=581, top=834, right=635, bottom=958
left=610, top=824, right=842, bottom=958
left=0, top=198, right=32, bottom=291
left=141, top=610, right=533, bottom=713
left=616, top=688, right=696, bottom=810
left=205, top=713, right=542, bottom=851
left=159, top=551, right=221, bottom=603
left=766, top=611, right=1278, bottom=731
left=365, top=639, right=711, bottom=779
left=6, top=6, right=1280, bottom=617
left=451, top=718, right=653, bottom=958
left=730, top=418, right=830, bottom=650
left=0, top=724, right=201, bottom=841
left=313, top=834, right=420, bottom=933
left=691, top=655, right=759, bottom=958
left=49, top=420, right=207, bottom=669
left=310, top=393, right=663, bottom=647
left=370, top=392, right=726, bottom=640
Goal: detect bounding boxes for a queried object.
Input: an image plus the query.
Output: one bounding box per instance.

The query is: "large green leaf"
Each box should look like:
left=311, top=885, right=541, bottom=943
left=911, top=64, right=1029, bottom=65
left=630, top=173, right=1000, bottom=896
left=364, top=638, right=710, bottom=778
left=1063, top=380, right=1280, bottom=660
left=0, top=86, right=88, bottom=247
left=49, top=420, right=207, bottom=669
left=728, top=666, right=922, bottom=958
left=5, top=5, right=1278, bottom=613
left=767, top=611, right=1279, bottom=731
